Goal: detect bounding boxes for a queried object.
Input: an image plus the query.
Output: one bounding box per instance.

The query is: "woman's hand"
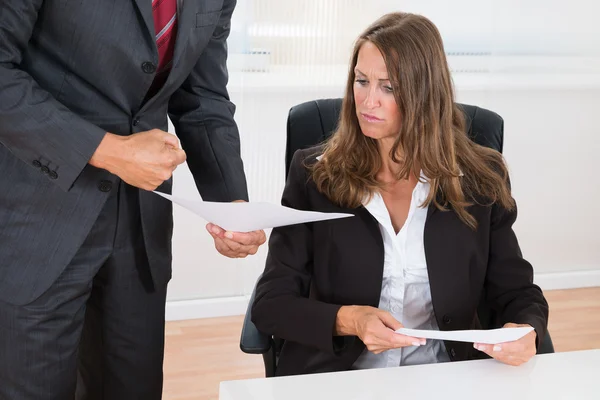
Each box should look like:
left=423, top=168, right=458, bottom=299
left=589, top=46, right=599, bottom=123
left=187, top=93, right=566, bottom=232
left=474, top=323, right=537, bottom=366
left=206, top=221, right=266, bottom=258
left=335, top=306, right=426, bottom=354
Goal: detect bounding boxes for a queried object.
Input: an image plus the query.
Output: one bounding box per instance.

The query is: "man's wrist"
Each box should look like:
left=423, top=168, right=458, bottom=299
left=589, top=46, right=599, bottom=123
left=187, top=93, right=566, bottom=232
left=89, top=132, right=123, bottom=171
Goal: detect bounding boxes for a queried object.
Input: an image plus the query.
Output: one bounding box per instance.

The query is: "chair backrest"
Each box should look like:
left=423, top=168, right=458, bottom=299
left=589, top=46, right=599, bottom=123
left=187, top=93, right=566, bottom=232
left=285, top=98, right=504, bottom=179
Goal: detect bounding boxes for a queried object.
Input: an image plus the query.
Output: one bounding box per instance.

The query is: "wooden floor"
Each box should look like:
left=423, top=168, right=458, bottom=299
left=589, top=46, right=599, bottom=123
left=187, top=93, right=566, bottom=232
left=163, top=287, right=600, bottom=400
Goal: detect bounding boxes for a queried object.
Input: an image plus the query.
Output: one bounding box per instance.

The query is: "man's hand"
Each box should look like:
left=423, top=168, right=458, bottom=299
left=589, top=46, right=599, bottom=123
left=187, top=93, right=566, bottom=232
left=335, top=306, right=426, bottom=354
left=474, top=323, right=537, bottom=366
left=206, top=208, right=266, bottom=258
left=90, top=130, right=186, bottom=190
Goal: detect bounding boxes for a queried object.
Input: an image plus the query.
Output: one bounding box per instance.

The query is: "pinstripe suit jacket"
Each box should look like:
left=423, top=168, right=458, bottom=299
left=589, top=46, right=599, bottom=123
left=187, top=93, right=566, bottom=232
left=0, top=0, right=248, bottom=305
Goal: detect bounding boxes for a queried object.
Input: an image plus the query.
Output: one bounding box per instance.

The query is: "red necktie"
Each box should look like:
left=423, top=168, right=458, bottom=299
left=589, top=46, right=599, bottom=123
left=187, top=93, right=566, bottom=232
left=148, top=0, right=178, bottom=96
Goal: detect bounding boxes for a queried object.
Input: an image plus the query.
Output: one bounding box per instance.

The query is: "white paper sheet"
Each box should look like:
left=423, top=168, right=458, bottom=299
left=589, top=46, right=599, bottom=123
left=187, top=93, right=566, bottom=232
left=395, top=327, right=534, bottom=344
left=153, top=192, right=354, bottom=232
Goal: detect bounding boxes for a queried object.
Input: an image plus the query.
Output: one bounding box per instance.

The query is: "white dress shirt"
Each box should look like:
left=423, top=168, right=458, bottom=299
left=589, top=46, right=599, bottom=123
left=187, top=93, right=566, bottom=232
left=352, top=175, right=450, bottom=368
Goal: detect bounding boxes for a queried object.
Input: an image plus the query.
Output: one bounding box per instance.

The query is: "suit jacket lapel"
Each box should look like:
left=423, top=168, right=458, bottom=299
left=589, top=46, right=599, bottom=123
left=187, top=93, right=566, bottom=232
left=354, top=205, right=386, bottom=307
left=132, top=0, right=157, bottom=54
left=171, top=0, right=195, bottom=70
left=424, top=203, right=449, bottom=329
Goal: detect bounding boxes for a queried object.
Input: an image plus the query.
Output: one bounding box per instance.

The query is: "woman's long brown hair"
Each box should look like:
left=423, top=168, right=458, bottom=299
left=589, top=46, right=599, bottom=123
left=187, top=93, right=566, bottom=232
left=311, top=12, right=514, bottom=229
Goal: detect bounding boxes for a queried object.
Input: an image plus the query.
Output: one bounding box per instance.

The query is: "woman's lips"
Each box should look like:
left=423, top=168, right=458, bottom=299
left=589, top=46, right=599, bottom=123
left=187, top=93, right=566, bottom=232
left=361, top=113, right=384, bottom=122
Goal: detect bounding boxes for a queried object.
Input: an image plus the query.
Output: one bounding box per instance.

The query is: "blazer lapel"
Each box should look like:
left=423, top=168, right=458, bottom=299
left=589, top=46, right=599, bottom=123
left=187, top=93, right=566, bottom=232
left=423, top=204, right=451, bottom=329
left=132, top=0, right=157, bottom=53
left=355, top=206, right=386, bottom=308
left=424, top=199, right=475, bottom=331
left=171, top=0, right=196, bottom=71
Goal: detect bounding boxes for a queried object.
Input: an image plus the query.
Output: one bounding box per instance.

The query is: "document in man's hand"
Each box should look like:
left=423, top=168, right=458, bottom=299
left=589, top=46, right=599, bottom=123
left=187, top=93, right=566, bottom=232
left=395, top=327, right=534, bottom=344
left=153, top=192, right=354, bottom=232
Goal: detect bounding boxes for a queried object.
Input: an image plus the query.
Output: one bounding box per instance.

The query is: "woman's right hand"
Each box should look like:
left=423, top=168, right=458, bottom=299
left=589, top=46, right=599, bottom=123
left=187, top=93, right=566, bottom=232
left=335, top=306, right=426, bottom=354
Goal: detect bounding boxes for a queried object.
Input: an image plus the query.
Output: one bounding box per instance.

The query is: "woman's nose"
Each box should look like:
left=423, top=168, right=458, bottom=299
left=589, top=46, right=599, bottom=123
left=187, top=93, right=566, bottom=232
left=363, top=88, right=379, bottom=108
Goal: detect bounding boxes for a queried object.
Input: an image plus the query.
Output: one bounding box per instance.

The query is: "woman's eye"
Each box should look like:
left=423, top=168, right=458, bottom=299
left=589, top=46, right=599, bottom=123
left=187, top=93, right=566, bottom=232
left=355, top=79, right=368, bottom=85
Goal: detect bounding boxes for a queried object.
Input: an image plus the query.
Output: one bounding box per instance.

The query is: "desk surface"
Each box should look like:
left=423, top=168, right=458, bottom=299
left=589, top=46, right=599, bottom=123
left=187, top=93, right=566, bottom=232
left=220, top=350, right=600, bottom=400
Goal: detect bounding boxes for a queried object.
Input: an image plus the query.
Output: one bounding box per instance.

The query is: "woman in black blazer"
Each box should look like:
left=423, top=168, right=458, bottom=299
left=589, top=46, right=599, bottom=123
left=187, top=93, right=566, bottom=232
left=251, top=12, right=548, bottom=377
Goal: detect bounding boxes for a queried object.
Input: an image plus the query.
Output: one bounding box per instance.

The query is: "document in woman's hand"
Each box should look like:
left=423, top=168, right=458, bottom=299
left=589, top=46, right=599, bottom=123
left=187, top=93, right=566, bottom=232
left=395, top=327, right=534, bottom=344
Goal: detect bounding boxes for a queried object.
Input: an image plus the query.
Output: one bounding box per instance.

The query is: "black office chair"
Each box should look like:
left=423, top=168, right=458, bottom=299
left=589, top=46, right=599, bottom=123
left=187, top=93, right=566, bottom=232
left=240, top=98, right=554, bottom=377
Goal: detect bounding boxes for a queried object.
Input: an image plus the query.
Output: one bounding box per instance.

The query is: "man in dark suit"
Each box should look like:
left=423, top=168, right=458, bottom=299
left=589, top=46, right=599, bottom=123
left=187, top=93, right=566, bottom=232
left=0, top=0, right=265, bottom=399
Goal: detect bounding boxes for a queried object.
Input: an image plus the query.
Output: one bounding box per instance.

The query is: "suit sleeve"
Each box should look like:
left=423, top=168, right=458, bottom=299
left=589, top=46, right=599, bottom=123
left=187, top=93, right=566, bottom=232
left=0, top=0, right=107, bottom=192
left=251, top=149, right=346, bottom=354
left=484, top=200, right=549, bottom=348
left=168, top=0, right=248, bottom=202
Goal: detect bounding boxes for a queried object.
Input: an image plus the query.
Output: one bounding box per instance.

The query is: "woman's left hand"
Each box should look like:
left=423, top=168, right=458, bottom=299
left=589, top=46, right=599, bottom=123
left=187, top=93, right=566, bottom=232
left=473, top=323, right=537, bottom=366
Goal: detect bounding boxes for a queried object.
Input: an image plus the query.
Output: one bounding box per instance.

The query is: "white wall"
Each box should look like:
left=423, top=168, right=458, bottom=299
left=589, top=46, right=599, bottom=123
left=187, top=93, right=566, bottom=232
left=457, top=88, right=600, bottom=275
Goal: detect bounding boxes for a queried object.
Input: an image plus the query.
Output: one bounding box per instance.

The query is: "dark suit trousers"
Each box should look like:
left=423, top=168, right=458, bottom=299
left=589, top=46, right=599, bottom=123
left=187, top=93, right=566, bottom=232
left=0, top=181, right=167, bottom=400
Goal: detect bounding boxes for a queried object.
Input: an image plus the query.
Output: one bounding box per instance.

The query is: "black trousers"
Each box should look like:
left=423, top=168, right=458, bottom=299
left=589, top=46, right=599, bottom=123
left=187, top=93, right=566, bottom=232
left=0, top=181, right=167, bottom=400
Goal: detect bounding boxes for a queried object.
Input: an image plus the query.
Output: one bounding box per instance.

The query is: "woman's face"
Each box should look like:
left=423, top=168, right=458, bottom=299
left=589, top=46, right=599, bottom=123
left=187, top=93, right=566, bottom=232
left=353, top=41, right=401, bottom=141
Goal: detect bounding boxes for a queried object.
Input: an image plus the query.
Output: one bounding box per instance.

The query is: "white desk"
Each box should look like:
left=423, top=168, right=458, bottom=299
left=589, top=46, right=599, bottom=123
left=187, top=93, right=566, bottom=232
left=220, top=350, right=600, bottom=400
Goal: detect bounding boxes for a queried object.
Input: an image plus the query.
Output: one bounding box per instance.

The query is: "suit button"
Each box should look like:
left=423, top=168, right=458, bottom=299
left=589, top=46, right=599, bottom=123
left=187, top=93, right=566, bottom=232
left=133, top=118, right=140, bottom=126
left=98, top=180, right=113, bottom=192
left=48, top=171, right=58, bottom=180
left=141, top=61, right=156, bottom=74
left=41, top=165, right=50, bottom=174
left=443, top=315, right=452, bottom=324
left=32, top=160, right=42, bottom=168
left=450, top=348, right=456, bottom=358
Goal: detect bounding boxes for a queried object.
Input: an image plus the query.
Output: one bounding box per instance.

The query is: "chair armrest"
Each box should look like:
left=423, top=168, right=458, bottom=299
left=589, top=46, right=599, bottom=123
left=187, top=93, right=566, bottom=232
left=240, top=274, right=272, bottom=354
left=537, top=331, right=555, bottom=354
